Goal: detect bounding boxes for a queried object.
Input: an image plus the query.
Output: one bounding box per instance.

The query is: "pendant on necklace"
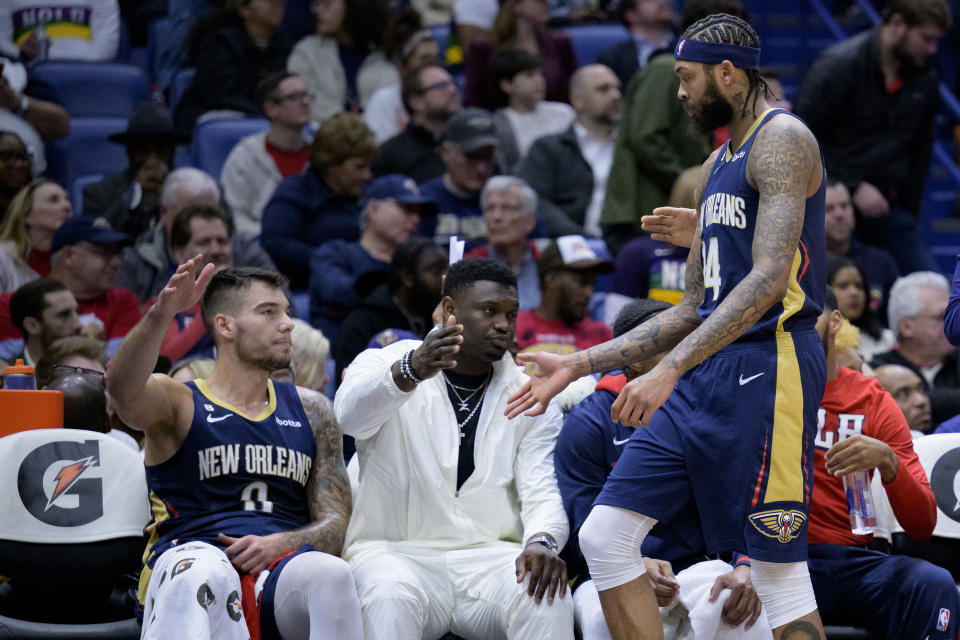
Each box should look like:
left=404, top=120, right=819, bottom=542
left=458, top=401, right=470, bottom=412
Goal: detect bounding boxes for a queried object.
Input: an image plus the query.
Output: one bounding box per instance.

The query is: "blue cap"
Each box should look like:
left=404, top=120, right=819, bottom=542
left=363, top=174, right=437, bottom=215
left=51, top=216, right=130, bottom=254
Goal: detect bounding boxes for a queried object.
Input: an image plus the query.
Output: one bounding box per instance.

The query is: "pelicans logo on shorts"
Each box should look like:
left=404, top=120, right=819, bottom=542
left=749, top=509, right=807, bottom=543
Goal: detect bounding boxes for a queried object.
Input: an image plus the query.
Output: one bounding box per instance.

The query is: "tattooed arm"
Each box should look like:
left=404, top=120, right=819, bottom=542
left=219, top=388, right=353, bottom=572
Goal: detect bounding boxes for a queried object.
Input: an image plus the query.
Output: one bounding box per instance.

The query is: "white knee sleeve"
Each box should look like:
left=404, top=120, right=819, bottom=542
left=273, top=551, right=364, bottom=640
left=579, top=505, right=656, bottom=592
left=750, top=560, right=818, bottom=628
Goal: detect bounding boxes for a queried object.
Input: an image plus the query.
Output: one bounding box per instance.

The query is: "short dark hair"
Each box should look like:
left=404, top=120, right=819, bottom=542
left=443, top=257, right=518, bottom=299
left=389, top=237, right=442, bottom=288
left=45, top=374, right=107, bottom=432
left=256, top=71, right=297, bottom=108
left=201, top=267, right=289, bottom=336
left=612, top=298, right=672, bottom=338
left=883, top=0, right=951, bottom=29
left=10, top=278, right=67, bottom=337
left=401, top=59, right=446, bottom=114
left=170, top=203, right=230, bottom=249
left=36, top=337, right=106, bottom=388
left=489, top=49, right=542, bottom=87
left=824, top=285, right=838, bottom=313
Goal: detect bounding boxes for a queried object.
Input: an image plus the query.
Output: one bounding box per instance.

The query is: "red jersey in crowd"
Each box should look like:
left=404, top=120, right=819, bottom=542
left=810, top=366, right=936, bottom=546
left=515, top=310, right=612, bottom=355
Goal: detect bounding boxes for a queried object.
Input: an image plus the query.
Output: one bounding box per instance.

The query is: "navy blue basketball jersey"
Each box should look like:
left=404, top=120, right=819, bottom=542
left=144, top=379, right=316, bottom=559
left=698, top=109, right=826, bottom=339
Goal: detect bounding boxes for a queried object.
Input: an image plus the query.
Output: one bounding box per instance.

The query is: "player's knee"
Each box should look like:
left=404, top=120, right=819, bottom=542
left=579, top=505, right=655, bottom=592
left=750, top=560, right=817, bottom=628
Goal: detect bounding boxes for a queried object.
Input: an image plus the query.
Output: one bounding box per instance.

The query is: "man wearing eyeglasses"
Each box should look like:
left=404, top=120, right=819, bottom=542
left=871, top=271, right=960, bottom=427
left=221, top=71, right=312, bottom=240
left=371, top=61, right=461, bottom=183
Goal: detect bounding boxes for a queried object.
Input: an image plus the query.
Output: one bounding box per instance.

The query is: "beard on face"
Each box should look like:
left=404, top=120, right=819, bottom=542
left=892, top=35, right=925, bottom=71
left=235, top=325, right=292, bottom=372
left=559, top=301, right=587, bottom=326
left=689, top=77, right=734, bottom=135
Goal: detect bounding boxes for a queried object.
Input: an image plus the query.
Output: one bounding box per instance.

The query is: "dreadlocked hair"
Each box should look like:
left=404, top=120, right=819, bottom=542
left=680, top=13, right=769, bottom=116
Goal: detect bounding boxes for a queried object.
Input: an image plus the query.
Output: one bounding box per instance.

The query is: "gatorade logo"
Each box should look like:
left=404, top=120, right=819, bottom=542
left=930, top=447, right=960, bottom=524
left=275, top=417, right=302, bottom=428
left=17, top=440, right=103, bottom=526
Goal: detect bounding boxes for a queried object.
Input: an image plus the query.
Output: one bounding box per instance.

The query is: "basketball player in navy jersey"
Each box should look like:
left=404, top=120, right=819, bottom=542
left=107, top=258, right=363, bottom=639
left=506, top=13, right=827, bottom=640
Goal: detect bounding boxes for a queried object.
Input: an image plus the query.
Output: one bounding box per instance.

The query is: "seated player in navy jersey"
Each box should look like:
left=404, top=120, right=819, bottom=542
left=107, top=261, right=363, bottom=640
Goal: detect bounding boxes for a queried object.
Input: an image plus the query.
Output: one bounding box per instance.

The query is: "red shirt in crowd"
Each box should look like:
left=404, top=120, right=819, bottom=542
left=265, top=141, right=309, bottom=178
left=810, top=366, right=936, bottom=546
left=515, top=309, right=612, bottom=355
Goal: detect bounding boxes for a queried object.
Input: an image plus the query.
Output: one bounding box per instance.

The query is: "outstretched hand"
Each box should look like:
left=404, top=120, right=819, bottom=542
left=155, top=255, right=216, bottom=317
left=504, top=351, right=575, bottom=419
left=410, top=314, right=462, bottom=380
left=640, top=207, right=697, bottom=249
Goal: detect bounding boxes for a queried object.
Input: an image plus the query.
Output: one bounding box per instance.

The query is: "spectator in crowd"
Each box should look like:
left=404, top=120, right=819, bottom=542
left=466, top=175, right=542, bottom=310
left=520, top=64, right=622, bottom=238
left=261, top=112, right=377, bottom=289
left=0, top=0, right=120, bottom=61
left=45, top=372, right=107, bottom=431
left=872, top=271, right=960, bottom=426
left=221, top=71, right=312, bottom=240
left=287, top=0, right=395, bottom=123
left=334, top=257, right=574, bottom=640
left=453, top=0, right=498, bottom=58
left=0, top=179, right=72, bottom=292
left=0, top=131, right=33, bottom=217
left=371, top=60, right=460, bottom=182
left=7, top=278, right=80, bottom=367
left=0, top=59, right=70, bottom=177
left=556, top=298, right=768, bottom=640
left=597, top=0, right=676, bottom=87
left=874, top=363, right=934, bottom=434
left=599, top=0, right=746, bottom=254
left=117, top=167, right=275, bottom=303
left=824, top=177, right=900, bottom=323
left=83, top=102, right=191, bottom=238
left=290, top=318, right=330, bottom=392
left=146, top=203, right=235, bottom=363
left=794, top=0, right=952, bottom=274
left=168, top=355, right=215, bottom=383
left=153, top=0, right=218, bottom=92
left=419, top=107, right=498, bottom=244
left=828, top=256, right=895, bottom=361
left=363, top=8, right=441, bottom=143
left=333, top=237, right=447, bottom=381
left=309, top=174, right=435, bottom=341
left=463, top=0, right=578, bottom=111
left=516, top=235, right=613, bottom=354
left=175, top=0, right=290, bottom=130
left=490, top=49, right=575, bottom=174
left=810, top=287, right=957, bottom=639
left=34, top=335, right=106, bottom=389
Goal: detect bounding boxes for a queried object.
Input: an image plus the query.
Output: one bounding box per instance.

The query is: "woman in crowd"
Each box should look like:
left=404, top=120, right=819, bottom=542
left=0, top=180, right=72, bottom=293
left=287, top=0, right=396, bottom=124
left=828, top=256, right=895, bottom=362
left=0, top=132, right=33, bottom=221
left=463, top=0, right=577, bottom=110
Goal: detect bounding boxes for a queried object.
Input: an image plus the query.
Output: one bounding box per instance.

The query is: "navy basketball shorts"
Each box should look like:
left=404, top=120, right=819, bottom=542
left=595, top=330, right=826, bottom=563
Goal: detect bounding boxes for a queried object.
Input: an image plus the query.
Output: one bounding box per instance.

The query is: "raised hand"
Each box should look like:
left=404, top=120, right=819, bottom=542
left=504, top=351, right=575, bottom=419
left=410, top=314, right=462, bottom=380
left=640, top=207, right=697, bottom=249
left=154, top=255, right=216, bottom=317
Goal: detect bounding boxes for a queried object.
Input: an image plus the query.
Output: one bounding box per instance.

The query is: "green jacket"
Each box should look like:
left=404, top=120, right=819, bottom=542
left=601, top=53, right=710, bottom=235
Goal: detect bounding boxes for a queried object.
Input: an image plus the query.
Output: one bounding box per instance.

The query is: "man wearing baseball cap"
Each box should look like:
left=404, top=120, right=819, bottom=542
left=516, top=235, right=614, bottom=354
left=0, top=216, right=140, bottom=361
left=419, top=107, right=499, bottom=245
left=309, top=174, right=436, bottom=340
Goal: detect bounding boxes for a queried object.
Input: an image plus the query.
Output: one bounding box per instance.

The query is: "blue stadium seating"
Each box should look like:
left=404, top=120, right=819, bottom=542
left=70, top=173, right=105, bottom=217
left=30, top=62, right=151, bottom=118
left=562, top=24, right=631, bottom=66
left=168, top=67, right=195, bottom=115
left=191, top=117, right=270, bottom=181
left=44, top=117, right=128, bottom=192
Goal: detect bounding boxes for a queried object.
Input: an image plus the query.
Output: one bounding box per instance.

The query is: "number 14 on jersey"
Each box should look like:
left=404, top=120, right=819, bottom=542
left=701, top=236, right=721, bottom=301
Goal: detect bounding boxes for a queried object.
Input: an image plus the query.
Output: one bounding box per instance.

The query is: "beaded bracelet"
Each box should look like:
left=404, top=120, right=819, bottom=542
left=400, top=350, right=425, bottom=384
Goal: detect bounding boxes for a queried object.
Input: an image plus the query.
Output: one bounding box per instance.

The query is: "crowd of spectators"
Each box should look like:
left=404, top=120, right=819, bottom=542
left=2, top=0, right=960, bottom=638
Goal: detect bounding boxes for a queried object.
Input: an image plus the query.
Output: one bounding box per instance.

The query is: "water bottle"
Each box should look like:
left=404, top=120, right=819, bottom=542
left=3, top=359, right=37, bottom=390
left=842, top=469, right=877, bottom=535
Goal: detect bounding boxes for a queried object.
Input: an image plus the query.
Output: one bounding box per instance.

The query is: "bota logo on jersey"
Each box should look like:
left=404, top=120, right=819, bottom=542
left=17, top=439, right=103, bottom=526
left=275, top=416, right=302, bottom=428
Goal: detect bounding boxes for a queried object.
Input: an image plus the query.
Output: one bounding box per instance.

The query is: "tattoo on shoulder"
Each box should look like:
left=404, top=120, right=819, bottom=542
left=778, top=620, right=822, bottom=639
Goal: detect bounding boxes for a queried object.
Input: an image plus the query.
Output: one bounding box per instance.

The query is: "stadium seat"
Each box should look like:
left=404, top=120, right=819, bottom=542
left=168, top=68, right=195, bottom=115
left=191, top=117, right=270, bottom=181
left=562, top=24, right=632, bottom=66
left=70, top=174, right=105, bottom=218
left=44, top=118, right=128, bottom=191
left=0, top=429, right=149, bottom=637
left=30, top=63, right=151, bottom=118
